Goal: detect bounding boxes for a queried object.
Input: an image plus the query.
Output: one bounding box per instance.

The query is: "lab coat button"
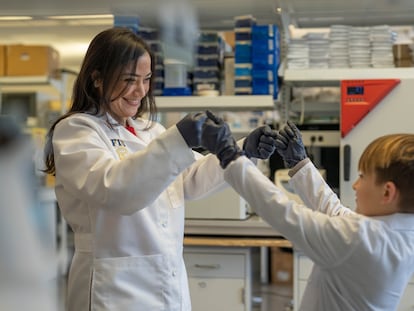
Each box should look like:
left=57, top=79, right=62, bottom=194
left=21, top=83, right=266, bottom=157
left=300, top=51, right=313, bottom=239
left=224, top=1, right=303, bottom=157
left=172, top=270, right=177, bottom=277
left=161, top=221, right=167, bottom=228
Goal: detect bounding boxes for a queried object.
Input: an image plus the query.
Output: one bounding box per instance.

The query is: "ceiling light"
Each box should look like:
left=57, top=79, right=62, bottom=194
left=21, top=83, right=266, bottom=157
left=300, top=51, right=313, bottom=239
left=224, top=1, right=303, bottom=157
left=48, top=14, right=113, bottom=20
left=0, top=16, right=33, bottom=21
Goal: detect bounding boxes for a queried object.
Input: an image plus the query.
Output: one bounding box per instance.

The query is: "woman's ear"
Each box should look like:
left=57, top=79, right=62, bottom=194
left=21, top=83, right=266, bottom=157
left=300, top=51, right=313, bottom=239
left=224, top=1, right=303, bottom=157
left=91, top=70, right=101, bottom=88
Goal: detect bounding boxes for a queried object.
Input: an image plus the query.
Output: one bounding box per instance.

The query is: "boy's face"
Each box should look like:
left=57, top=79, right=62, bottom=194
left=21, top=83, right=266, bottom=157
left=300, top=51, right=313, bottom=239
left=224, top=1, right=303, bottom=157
left=352, top=171, right=390, bottom=216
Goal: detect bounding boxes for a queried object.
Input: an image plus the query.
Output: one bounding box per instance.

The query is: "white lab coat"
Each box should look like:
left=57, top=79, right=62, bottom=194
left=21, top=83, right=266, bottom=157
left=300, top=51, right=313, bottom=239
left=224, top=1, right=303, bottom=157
left=224, top=157, right=414, bottom=311
left=53, top=113, right=227, bottom=311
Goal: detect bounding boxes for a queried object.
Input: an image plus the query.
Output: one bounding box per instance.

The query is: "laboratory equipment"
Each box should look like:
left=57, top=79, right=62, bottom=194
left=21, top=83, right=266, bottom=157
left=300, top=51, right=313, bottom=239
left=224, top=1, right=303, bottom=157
left=340, top=72, right=414, bottom=208
left=185, top=188, right=251, bottom=220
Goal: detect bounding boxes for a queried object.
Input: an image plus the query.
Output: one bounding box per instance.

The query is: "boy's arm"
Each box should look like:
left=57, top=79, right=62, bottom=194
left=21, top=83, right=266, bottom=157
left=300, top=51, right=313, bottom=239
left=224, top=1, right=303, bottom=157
left=289, top=159, right=355, bottom=216
left=274, top=121, right=354, bottom=216
left=224, top=156, right=361, bottom=267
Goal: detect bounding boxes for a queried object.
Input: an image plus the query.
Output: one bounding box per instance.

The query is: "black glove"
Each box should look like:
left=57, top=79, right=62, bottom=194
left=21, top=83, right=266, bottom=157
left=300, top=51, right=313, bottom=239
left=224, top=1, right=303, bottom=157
left=201, top=110, right=244, bottom=169
left=275, top=120, right=307, bottom=168
left=243, top=125, right=277, bottom=159
left=176, top=112, right=207, bottom=148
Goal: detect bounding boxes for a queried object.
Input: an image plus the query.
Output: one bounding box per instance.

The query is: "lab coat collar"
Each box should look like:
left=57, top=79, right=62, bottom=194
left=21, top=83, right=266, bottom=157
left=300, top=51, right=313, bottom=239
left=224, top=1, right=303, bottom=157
left=102, top=112, right=125, bottom=128
left=99, top=112, right=156, bottom=145
left=100, top=113, right=134, bottom=132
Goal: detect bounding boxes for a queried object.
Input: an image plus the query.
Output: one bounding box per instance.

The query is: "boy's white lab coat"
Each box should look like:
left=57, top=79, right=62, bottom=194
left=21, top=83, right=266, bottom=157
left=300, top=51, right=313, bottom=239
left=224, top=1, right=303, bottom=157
left=53, top=113, right=227, bottom=311
left=224, top=157, right=414, bottom=311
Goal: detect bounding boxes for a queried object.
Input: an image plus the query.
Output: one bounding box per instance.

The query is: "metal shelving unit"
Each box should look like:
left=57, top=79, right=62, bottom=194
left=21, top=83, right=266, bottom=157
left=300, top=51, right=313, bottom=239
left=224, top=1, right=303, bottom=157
left=0, top=74, right=69, bottom=115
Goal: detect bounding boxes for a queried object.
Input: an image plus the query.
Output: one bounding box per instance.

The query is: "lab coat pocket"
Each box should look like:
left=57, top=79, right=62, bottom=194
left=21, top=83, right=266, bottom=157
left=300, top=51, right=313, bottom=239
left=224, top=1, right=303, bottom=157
left=91, top=254, right=167, bottom=311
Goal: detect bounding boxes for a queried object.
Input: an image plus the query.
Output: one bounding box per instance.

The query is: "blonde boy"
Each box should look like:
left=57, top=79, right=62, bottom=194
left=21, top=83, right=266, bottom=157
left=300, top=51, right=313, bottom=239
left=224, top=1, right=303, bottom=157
left=205, top=117, right=414, bottom=311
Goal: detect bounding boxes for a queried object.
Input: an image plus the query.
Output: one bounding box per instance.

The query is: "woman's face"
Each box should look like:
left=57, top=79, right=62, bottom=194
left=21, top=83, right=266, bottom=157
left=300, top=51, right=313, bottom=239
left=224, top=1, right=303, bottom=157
left=109, top=52, right=152, bottom=126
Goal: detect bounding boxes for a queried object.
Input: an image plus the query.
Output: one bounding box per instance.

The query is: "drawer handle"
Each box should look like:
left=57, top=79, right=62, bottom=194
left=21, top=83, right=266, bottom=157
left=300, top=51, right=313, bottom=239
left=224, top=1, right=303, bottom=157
left=194, top=264, right=221, bottom=270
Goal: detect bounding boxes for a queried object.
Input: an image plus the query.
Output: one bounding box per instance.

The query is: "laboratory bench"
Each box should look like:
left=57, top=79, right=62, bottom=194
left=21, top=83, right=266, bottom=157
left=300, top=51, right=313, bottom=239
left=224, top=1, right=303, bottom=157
left=184, top=235, right=292, bottom=248
left=183, top=215, right=294, bottom=311
left=57, top=211, right=295, bottom=310
left=55, top=215, right=293, bottom=311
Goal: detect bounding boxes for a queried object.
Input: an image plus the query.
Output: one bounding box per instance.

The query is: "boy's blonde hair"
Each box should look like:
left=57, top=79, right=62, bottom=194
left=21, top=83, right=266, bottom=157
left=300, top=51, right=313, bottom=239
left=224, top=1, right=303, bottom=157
left=359, top=134, right=414, bottom=213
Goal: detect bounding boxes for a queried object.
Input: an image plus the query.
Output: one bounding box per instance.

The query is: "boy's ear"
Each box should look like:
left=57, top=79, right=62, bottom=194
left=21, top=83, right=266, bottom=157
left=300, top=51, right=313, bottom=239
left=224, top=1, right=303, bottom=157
left=382, top=181, right=398, bottom=204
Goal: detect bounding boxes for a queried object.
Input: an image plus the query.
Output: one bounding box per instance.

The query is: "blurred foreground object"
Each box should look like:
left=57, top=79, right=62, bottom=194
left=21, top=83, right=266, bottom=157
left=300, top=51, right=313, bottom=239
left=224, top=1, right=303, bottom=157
left=157, top=0, right=199, bottom=66
left=0, top=116, right=56, bottom=311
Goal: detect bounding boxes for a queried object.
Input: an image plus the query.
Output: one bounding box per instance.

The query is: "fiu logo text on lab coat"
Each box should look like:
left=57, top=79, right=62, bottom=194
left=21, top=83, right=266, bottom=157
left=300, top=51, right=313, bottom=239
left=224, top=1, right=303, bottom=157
left=111, top=139, right=129, bottom=160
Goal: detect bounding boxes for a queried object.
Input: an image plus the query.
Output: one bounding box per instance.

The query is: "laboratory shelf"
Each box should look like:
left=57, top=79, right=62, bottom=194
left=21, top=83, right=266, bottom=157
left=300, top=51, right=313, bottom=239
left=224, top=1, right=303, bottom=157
left=155, top=95, right=276, bottom=112
left=283, top=67, right=414, bottom=86
left=0, top=75, right=59, bottom=85
left=0, top=75, right=63, bottom=95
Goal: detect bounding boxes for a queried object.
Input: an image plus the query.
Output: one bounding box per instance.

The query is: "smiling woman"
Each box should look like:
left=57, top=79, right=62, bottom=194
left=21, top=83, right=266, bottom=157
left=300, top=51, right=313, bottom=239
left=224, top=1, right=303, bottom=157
left=39, top=25, right=278, bottom=310
left=39, top=26, right=247, bottom=311
left=107, top=58, right=153, bottom=126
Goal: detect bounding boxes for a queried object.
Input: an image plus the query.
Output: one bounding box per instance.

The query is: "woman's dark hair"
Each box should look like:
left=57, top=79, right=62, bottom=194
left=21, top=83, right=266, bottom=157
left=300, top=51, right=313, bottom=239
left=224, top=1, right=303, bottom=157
left=43, top=27, right=157, bottom=175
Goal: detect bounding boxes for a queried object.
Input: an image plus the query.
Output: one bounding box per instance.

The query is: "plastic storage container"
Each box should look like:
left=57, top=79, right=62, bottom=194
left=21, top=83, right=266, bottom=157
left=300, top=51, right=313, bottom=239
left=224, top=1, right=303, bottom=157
left=164, top=60, right=188, bottom=88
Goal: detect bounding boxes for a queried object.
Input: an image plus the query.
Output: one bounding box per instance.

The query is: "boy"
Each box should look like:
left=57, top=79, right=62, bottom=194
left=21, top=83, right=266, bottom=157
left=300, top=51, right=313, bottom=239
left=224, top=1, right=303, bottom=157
left=201, top=115, right=414, bottom=311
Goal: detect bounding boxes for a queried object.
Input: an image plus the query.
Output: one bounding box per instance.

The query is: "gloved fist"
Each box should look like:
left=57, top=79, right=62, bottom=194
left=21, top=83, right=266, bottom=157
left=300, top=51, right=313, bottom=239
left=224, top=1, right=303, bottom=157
left=243, top=125, right=277, bottom=159
left=201, top=110, right=244, bottom=168
left=176, top=112, right=207, bottom=148
left=275, top=120, right=307, bottom=168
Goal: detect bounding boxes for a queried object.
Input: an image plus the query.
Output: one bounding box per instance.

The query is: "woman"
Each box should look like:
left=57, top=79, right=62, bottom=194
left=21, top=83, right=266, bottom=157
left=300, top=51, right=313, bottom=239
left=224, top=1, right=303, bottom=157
left=44, top=27, right=276, bottom=310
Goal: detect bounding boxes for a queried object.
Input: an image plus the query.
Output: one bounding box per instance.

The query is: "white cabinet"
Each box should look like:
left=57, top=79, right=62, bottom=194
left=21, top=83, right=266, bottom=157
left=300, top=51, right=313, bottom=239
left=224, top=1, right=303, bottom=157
left=184, top=246, right=259, bottom=311
left=293, top=253, right=414, bottom=311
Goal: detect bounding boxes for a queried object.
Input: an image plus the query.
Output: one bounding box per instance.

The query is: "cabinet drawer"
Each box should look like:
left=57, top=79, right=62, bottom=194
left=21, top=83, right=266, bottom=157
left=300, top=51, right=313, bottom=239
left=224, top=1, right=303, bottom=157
left=184, top=251, right=245, bottom=278
left=188, top=277, right=245, bottom=311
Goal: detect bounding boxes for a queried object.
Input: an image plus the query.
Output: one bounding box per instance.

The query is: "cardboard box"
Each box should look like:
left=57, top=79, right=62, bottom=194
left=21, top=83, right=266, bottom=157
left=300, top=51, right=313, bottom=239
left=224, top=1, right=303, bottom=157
left=0, top=45, right=5, bottom=76
left=270, top=247, right=293, bottom=285
left=393, top=44, right=412, bottom=60
left=223, top=56, right=235, bottom=95
left=6, top=45, right=60, bottom=77
left=395, top=58, right=413, bottom=68
left=222, top=31, right=235, bottom=49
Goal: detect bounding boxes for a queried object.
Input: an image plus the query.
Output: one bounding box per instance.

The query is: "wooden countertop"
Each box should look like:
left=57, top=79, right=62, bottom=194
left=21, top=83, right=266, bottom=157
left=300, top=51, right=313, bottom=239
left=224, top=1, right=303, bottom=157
left=184, top=235, right=292, bottom=248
